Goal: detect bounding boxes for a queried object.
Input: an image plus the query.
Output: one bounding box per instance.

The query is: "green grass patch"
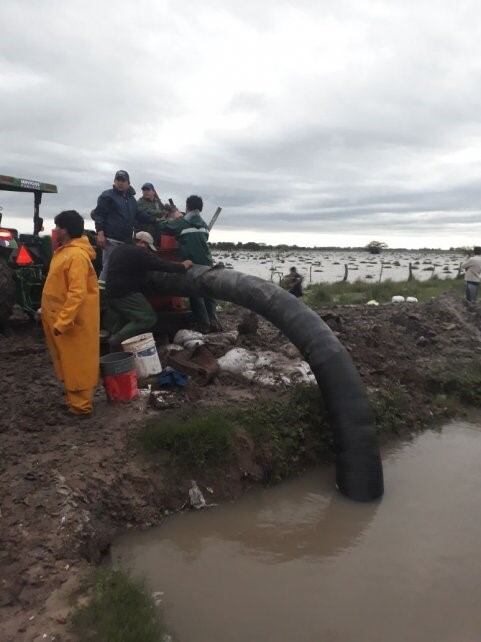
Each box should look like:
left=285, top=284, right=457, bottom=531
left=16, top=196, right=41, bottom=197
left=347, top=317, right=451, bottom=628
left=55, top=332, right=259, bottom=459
left=368, top=361, right=481, bottom=436
left=70, top=569, right=165, bottom=642
left=138, top=386, right=331, bottom=479
left=237, top=384, right=331, bottom=480
left=139, top=410, right=235, bottom=468
left=305, top=276, right=463, bottom=307
left=428, top=360, right=481, bottom=406
left=369, top=385, right=413, bottom=435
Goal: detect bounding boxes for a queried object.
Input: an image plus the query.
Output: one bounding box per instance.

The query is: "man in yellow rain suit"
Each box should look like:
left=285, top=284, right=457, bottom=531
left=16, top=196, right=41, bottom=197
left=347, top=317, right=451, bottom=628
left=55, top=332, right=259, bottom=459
left=42, top=210, right=99, bottom=415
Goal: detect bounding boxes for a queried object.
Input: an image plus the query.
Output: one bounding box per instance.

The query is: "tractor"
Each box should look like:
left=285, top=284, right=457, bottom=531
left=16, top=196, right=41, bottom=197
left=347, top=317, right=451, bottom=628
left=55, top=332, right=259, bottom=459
left=0, top=173, right=221, bottom=337
left=0, top=175, right=58, bottom=329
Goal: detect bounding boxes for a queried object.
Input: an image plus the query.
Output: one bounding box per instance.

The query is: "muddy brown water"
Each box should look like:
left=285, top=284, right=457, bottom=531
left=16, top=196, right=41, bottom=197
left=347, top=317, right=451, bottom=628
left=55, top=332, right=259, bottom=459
left=112, top=420, right=481, bottom=642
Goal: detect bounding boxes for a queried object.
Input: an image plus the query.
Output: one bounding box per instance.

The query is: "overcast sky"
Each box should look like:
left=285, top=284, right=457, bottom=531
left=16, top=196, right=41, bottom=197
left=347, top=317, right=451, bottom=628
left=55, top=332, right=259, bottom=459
left=2, top=0, right=481, bottom=248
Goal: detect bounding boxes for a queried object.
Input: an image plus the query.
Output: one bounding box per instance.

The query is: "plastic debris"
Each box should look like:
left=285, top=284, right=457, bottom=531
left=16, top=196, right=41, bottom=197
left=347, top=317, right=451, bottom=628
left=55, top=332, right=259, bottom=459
left=189, top=480, right=207, bottom=509
left=184, top=338, right=205, bottom=349
left=152, top=591, right=164, bottom=606
left=165, top=343, right=183, bottom=353
left=217, top=348, right=257, bottom=374
left=255, top=353, right=274, bottom=368
left=138, top=386, right=152, bottom=396
left=173, top=329, right=204, bottom=346
left=256, top=373, right=277, bottom=386
left=295, top=362, right=315, bottom=382
left=137, top=385, right=152, bottom=411
left=149, top=390, right=179, bottom=410
left=217, top=348, right=315, bottom=387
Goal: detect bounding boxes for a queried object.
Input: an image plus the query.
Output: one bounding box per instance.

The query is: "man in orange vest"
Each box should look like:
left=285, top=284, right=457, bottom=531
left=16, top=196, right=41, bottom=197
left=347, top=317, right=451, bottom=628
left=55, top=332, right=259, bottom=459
left=41, top=210, right=99, bottom=415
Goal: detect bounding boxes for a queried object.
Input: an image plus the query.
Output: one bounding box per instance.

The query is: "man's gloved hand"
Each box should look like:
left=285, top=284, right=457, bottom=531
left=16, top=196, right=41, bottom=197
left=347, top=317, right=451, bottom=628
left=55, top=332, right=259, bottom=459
left=182, top=260, right=193, bottom=270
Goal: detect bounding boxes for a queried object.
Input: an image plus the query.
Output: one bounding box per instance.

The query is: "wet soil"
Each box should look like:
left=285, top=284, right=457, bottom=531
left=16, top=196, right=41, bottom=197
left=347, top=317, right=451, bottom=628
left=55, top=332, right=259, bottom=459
left=1, top=294, right=481, bottom=640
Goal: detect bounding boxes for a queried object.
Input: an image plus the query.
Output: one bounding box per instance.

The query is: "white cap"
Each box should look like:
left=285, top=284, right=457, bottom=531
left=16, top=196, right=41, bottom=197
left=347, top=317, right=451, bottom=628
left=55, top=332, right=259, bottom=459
left=134, top=231, right=156, bottom=251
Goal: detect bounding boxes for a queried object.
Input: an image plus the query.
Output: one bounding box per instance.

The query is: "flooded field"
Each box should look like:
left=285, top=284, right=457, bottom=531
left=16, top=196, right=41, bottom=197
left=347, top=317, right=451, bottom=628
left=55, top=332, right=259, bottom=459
left=113, top=420, right=481, bottom=642
left=211, top=249, right=465, bottom=284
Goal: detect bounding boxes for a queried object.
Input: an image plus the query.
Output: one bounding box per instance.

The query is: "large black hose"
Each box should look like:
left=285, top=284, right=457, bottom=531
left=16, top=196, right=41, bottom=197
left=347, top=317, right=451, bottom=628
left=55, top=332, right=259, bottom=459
left=147, top=266, right=384, bottom=502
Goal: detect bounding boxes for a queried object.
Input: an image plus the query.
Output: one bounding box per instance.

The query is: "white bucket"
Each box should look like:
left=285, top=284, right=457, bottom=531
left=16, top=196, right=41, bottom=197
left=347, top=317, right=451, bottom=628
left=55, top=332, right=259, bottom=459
left=121, top=333, right=161, bottom=379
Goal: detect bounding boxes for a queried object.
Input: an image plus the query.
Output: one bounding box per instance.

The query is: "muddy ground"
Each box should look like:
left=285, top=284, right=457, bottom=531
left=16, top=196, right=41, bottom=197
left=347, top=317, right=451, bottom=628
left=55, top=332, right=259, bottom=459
left=1, top=294, right=481, bottom=641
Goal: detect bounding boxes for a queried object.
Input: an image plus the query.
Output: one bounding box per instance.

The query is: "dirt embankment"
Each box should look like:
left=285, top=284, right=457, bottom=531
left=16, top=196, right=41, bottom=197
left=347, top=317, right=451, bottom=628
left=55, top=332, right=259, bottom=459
left=1, top=294, right=481, bottom=641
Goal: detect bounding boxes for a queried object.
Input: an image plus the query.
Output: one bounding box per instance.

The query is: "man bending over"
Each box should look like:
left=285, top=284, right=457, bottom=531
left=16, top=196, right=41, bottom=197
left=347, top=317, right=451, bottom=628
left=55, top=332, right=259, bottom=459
left=105, top=231, right=192, bottom=349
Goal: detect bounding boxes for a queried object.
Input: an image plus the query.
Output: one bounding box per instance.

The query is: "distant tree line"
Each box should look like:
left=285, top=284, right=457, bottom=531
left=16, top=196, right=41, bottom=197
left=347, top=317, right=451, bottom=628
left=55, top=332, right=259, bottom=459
left=210, top=241, right=457, bottom=252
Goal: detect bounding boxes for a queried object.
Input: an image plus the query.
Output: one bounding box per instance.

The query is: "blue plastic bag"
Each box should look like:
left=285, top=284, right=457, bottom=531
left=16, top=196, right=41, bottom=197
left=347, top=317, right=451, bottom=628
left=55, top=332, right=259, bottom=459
left=157, top=367, right=188, bottom=388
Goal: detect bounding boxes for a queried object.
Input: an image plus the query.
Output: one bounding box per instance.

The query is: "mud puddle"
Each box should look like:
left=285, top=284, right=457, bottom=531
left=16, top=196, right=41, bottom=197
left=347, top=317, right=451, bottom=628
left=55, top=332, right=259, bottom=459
left=113, top=420, right=481, bottom=642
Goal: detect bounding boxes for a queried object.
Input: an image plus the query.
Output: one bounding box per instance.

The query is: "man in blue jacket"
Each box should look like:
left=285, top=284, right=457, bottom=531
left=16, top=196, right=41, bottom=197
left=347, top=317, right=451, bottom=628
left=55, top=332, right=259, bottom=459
left=91, top=170, right=159, bottom=287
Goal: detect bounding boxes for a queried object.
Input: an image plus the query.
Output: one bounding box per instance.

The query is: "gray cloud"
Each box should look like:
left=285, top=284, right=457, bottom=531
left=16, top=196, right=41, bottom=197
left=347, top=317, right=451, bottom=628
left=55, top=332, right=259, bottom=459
left=2, top=0, right=481, bottom=247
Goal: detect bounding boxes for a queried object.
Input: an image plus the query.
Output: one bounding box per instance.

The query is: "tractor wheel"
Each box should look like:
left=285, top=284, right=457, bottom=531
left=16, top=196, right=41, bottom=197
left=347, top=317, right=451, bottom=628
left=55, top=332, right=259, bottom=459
left=0, top=257, right=15, bottom=329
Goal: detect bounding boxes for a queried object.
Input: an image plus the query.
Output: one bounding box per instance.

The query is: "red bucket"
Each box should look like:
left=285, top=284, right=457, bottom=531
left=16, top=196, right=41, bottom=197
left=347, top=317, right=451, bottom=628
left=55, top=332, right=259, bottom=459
left=103, top=370, right=138, bottom=402
left=100, top=352, right=138, bottom=402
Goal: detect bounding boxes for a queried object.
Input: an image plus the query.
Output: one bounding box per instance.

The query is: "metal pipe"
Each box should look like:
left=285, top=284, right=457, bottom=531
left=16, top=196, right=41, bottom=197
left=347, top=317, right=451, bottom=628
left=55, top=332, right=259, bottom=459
left=147, top=265, right=384, bottom=501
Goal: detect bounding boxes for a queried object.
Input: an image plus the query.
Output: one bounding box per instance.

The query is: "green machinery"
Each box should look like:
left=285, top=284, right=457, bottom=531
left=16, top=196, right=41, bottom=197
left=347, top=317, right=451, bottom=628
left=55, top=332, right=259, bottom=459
left=0, top=175, right=58, bottom=326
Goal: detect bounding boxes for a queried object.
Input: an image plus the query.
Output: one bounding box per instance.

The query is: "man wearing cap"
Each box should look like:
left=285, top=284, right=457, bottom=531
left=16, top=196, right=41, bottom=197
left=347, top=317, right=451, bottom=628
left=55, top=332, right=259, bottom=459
left=137, top=182, right=167, bottom=218
left=104, top=231, right=192, bottom=348
left=136, top=182, right=171, bottom=243
left=91, top=170, right=160, bottom=287
left=157, top=194, right=222, bottom=333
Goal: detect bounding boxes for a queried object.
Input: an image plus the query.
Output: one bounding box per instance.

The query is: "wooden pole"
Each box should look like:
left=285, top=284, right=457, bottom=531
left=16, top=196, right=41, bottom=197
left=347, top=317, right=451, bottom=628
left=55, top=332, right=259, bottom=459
left=208, top=207, right=222, bottom=231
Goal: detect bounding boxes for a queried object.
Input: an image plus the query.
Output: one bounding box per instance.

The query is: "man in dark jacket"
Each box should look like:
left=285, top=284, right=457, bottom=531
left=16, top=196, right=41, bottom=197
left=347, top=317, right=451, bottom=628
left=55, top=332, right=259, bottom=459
left=157, top=194, right=221, bottom=333
left=105, top=231, right=192, bottom=347
left=281, top=267, right=304, bottom=297
left=91, top=170, right=159, bottom=286
left=137, top=182, right=167, bottom=218
left=136, top=182, right=171, bottom=243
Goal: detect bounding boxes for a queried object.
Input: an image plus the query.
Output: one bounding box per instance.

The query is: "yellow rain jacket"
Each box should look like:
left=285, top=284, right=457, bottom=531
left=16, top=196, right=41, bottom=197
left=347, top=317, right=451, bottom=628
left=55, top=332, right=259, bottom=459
left=41, top=236, right=99, bottom=392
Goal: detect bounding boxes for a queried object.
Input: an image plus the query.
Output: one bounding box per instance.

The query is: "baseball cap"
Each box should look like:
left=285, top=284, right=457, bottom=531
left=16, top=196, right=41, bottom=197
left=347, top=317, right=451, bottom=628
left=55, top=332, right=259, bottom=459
left=134, top=231, right=156, bottom=251
left=114, top=170, right=130, bottom=181
left=141, top=182, right=155, bottom=191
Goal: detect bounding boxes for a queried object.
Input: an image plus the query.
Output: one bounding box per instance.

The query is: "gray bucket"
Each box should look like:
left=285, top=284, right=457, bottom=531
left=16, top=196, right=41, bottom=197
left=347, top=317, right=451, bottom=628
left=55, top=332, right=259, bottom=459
left=100, top=352, right=135, bottom=376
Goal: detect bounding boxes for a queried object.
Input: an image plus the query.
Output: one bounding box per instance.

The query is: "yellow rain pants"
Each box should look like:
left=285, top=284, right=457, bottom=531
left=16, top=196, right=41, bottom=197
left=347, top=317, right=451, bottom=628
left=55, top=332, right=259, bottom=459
left=41, top=236, right=99, bottom=414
